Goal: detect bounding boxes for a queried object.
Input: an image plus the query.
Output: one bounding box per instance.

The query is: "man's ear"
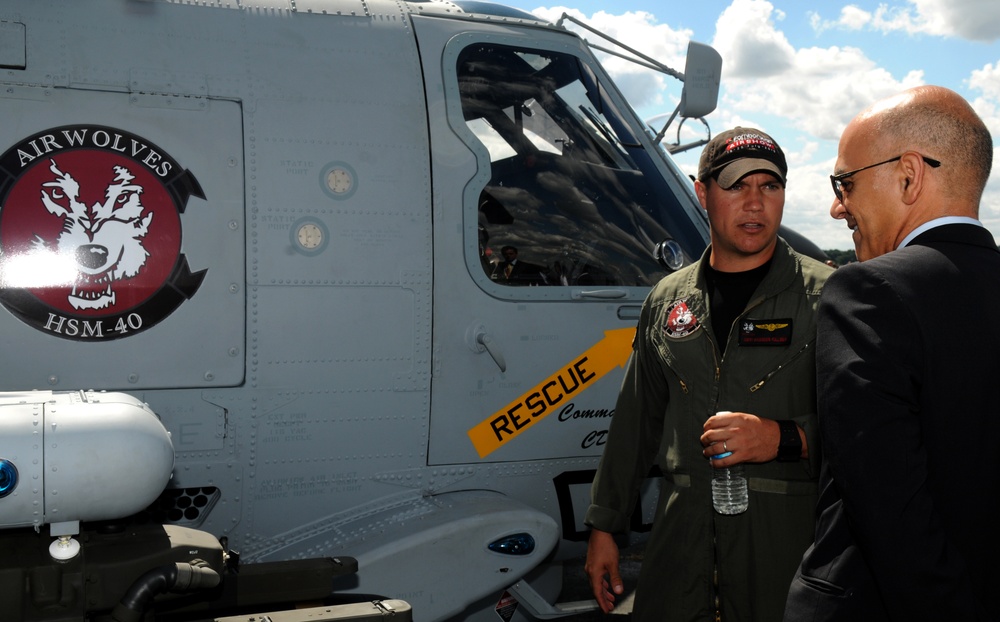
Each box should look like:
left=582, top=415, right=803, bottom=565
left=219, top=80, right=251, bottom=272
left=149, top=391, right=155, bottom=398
left=898, top=152, right=927, bottom=205
left=695, top=179, right=709, bottom=210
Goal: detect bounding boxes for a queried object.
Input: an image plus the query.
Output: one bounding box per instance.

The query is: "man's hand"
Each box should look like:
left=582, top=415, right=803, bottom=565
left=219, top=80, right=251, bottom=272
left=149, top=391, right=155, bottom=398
left=700, top=411, right=804, bottom=464
left=585, top=529, right=624, bottom=613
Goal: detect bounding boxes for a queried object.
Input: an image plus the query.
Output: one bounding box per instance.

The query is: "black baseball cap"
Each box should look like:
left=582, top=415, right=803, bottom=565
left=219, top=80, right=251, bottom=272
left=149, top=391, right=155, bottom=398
left=698, top=127, right=787, bottom=189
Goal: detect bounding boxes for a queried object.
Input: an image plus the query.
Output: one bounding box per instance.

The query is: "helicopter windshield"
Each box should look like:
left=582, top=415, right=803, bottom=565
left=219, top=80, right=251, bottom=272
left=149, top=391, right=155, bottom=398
left=457, top=43, right=706, bottom=288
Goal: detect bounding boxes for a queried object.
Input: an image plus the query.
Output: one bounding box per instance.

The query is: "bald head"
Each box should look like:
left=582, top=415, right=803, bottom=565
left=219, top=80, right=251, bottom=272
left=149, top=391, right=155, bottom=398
left=853, top=85, right=993, bottom=206
left=832, top=86, right=993, bottom=260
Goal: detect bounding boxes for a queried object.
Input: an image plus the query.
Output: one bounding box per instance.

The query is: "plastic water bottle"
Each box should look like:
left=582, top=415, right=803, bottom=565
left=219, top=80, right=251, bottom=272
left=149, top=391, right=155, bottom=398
left=710, top=411, right=748, bottom=515
left=711, top=453, right=748, bottom=515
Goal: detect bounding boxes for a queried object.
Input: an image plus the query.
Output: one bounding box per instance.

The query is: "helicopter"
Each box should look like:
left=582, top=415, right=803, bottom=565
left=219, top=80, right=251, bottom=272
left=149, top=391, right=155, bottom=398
left=0, top=1, right=823, bottom=620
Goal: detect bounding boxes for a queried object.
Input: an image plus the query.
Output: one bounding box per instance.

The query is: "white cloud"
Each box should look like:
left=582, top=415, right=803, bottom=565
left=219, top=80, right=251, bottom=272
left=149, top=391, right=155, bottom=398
left=969, top=62, right=1000, bottom=101
left=899, top=0, right=1000, bottom=42
left=840, top=6, right=873, bottom=30
left=784, top=157, right=856, bottom=250
left=808, top=5, right=872, bottom=35
left=712, top=1, right=925, bottom=140
left=713, top=0, right=795, bottom=77
left=811, top=0, right=1000, bottom=42
left=869, top=4, right=929, bottom=36
left=760, top=136, right=852, bottom=251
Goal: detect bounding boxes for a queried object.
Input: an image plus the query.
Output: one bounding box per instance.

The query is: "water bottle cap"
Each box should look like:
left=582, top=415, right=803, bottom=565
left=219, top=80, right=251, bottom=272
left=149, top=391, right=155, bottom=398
left=711, top=451, right=732, bottom=459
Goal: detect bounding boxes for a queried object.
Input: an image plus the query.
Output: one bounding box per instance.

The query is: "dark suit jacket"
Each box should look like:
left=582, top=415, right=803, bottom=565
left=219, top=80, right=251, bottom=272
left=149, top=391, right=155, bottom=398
left=496, top=259, right=543, bottom=285
left=785, top=224, right=1000, bottom=621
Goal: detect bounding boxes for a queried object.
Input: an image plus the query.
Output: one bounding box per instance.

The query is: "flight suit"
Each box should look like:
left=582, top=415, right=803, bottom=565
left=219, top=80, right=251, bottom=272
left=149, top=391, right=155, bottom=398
left=586, top=239, right=833, bottom=622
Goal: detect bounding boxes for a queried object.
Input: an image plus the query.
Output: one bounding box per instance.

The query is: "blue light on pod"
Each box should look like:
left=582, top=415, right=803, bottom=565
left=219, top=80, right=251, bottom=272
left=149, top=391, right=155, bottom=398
left=488, top=532, right=536, bottom=556
left=0, top=459, right=17, bottom=499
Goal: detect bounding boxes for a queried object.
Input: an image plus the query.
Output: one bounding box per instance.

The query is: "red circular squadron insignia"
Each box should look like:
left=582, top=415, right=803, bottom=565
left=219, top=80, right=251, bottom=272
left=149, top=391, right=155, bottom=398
left=0, top=125, right=206, bottom=341
left=663, top=299, right=700, bottom=338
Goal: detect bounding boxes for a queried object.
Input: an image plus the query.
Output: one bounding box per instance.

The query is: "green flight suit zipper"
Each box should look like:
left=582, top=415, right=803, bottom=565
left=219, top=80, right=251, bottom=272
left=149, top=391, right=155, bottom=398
left=748, top=341, right=813, bottom=392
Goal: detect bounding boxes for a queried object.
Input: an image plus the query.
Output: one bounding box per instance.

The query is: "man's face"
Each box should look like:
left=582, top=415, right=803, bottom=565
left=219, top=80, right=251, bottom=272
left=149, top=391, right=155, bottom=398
left=830, top=130, right=906, bottom=261
left=697, top=172, right=784, bottom=271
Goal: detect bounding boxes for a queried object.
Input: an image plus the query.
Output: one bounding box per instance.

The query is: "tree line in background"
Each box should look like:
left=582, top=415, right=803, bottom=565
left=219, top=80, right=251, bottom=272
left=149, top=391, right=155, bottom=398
left=824, top=249, right=858, bottom=266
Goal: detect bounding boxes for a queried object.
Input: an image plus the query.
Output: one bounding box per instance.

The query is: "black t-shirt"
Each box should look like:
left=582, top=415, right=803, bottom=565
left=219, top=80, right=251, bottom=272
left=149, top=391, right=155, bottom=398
left=704, top=258, right=772, bottom=353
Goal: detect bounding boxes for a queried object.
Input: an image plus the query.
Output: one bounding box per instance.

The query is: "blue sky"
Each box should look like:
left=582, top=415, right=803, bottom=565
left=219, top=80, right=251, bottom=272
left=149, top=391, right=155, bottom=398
left=500, top=0, right=1000, bottom=250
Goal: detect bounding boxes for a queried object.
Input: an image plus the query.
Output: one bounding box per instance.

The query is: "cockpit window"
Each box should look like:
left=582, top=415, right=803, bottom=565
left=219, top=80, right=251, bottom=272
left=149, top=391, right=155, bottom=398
left=458, top=43, right=705, bottom=288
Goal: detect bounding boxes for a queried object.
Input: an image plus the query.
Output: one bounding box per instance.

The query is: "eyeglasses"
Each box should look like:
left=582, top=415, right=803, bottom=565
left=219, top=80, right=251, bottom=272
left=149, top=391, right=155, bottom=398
left=830, top=154, right=941, bottom=202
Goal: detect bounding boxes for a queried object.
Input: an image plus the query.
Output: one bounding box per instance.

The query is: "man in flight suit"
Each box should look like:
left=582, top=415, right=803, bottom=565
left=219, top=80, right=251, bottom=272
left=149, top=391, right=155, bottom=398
left=585, top=128, right=833, bottom=621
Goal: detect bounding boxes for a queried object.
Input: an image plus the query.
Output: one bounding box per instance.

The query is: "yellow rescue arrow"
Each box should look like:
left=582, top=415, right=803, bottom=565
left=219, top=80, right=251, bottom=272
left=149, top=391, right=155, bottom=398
left=468, top=327, right=636, bottom=458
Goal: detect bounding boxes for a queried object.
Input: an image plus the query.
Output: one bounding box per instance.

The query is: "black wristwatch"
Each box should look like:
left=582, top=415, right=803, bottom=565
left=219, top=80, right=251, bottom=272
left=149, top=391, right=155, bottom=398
left=776, top=420, right=802, bottom=462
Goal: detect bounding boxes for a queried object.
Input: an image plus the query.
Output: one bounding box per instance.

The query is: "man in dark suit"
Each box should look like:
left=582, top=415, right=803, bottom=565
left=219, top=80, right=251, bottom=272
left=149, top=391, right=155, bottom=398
left=784, top=86, right=998, bottom=620
left=495, top=245, right=543, bottom=285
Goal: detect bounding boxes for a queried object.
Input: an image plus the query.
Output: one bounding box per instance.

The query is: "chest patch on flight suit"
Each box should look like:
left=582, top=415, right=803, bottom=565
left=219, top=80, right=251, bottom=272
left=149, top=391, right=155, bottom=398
left=663, top=299, right=700, bottom=338
left=738, top=318, right=792, bottom=346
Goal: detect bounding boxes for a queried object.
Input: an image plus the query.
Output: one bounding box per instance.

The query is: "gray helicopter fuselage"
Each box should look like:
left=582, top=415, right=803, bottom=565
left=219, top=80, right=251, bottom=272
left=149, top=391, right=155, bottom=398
left=0, top=1, right=713, bottom=619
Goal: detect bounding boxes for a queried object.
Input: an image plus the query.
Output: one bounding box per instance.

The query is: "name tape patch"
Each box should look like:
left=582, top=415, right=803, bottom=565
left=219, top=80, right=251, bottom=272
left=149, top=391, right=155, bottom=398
left=738, top=318, right=792, bottom=347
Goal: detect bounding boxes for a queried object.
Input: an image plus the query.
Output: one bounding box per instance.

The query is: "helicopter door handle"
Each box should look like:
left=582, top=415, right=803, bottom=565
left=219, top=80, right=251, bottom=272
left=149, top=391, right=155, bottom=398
left=477, top=332, right=507, bottom=373
left=468, top=324, right=507, bottom=373
left=572, top=289, right=628, bottom=299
